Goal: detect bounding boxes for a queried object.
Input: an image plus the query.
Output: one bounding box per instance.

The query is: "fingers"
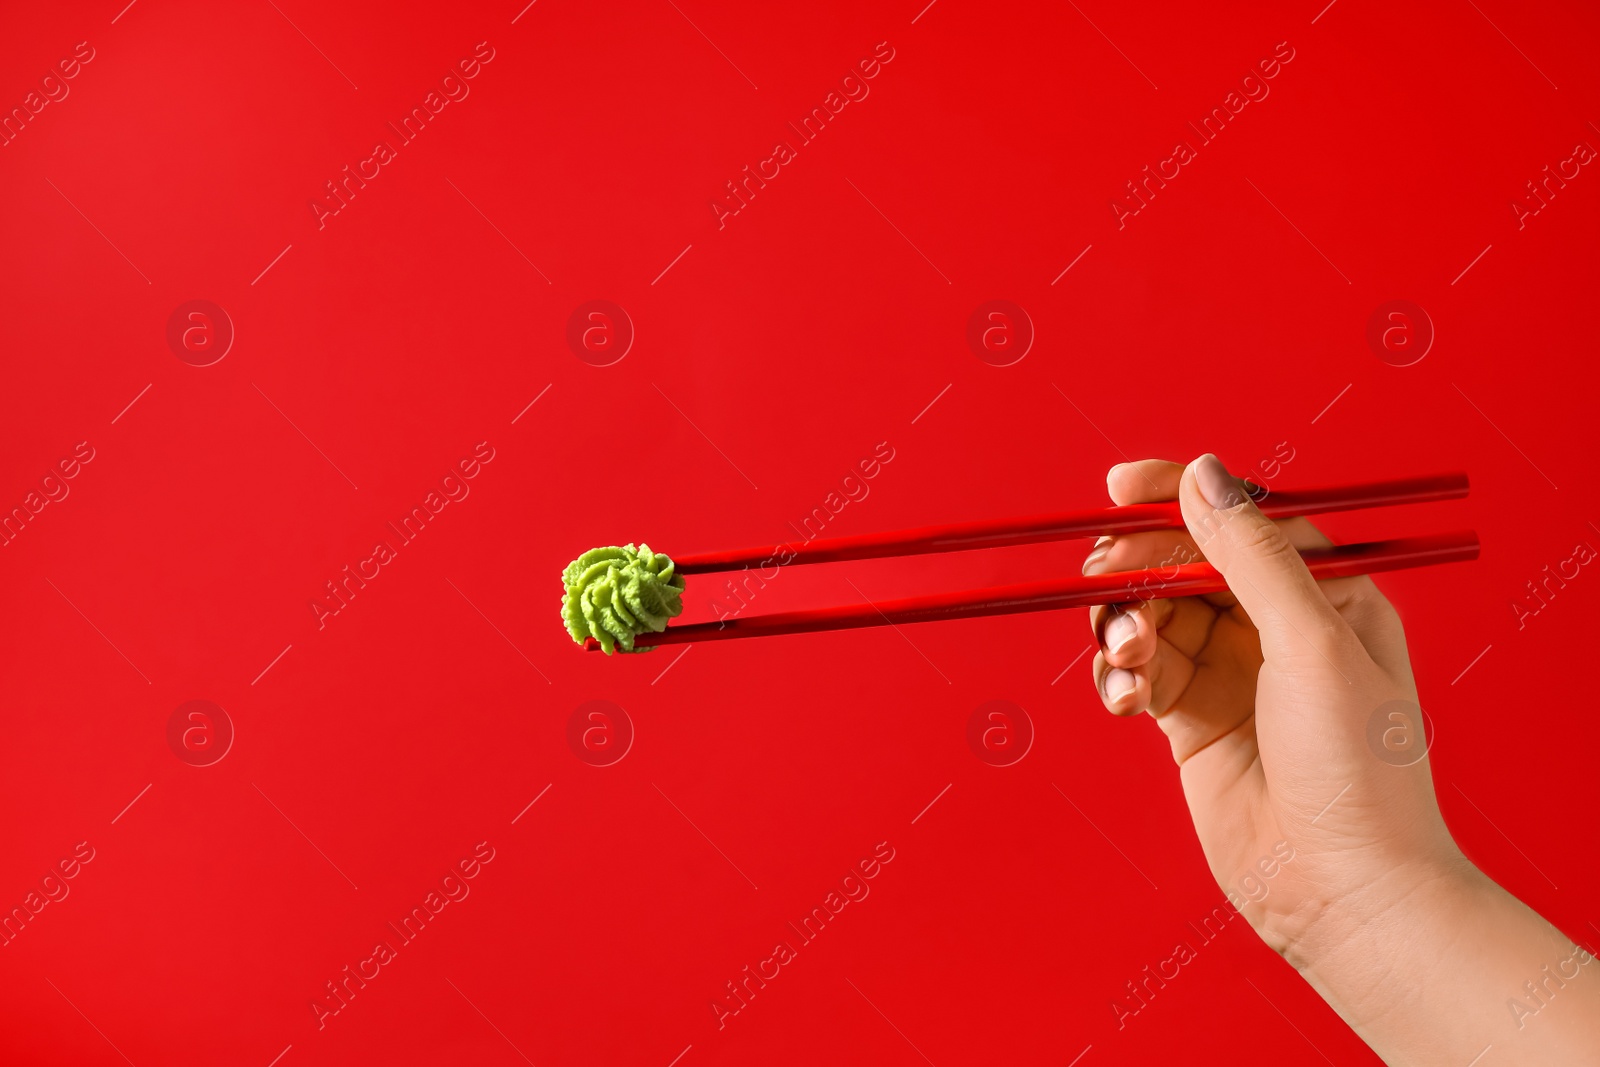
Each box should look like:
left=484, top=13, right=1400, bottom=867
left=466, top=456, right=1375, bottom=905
left=1092, top=602, right=1159, bottom=715
left=1093, top=459, right=1413, bottom=683
left=1093, top=600, right=1164, bottom=662
left=1083, top=530, right=1194, bottom=577
left=1097, top=459, right=1246, bottom=612
left=1106, top=460, right=1184, bottom=506
left=1178, top=454, right=1362, bottom=670
left=1093, top=613, right=1263, bottom=767
left=1086, top=455, right=1416, bottom=781
left=1092, top=596, right=1217, bottom=662
left=1094, top=651, right=1148, bottom=716
left=1094, top=638, right=1201, bottom=711
left=1091, top=604, right=1201, bottom=717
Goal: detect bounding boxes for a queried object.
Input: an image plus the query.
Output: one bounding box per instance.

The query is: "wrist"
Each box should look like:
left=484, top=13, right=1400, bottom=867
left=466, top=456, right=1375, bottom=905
left=1285, top=849, right=1482, bottom=1023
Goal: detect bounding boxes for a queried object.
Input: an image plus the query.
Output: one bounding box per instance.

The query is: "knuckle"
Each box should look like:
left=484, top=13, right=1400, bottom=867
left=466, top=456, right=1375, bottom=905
left=1229, top=515, right=1294, bottom=560
left=1352, top=595, right=1408, bottom=651
left=1269, top=614, right=1358, bottom=667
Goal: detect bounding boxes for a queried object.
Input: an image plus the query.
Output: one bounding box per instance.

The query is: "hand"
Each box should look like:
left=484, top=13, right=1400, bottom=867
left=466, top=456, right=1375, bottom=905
left=1084, top=454, right=1463, bottom=958
left=1083, top=455, right=1600, bottom=1065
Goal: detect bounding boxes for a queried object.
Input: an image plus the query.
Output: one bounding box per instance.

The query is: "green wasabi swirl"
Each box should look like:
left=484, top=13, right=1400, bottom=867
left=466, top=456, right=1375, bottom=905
left=561, top=544, right=685, bottom=654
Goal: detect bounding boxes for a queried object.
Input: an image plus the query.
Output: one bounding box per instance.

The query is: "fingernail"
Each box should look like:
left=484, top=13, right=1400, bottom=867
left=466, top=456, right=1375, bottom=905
left=1103, top=668, right=1136, bottom=701
left=1103, top=612, right=1137, bottom=653
left=1107, top=463, right=1127, bottom=484
left=1082, top=538, right=1113, bottom=575
left=1194, top=453, right=1246, bottom=509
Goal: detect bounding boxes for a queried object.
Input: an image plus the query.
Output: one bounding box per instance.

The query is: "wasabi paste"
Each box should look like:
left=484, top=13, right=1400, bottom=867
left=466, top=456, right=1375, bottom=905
left=561, top=544, right=685, bottom=654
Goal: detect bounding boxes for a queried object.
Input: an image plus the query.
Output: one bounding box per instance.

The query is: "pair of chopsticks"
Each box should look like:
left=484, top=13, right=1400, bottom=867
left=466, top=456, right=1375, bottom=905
left=584, top=472, right=1477, bottom=651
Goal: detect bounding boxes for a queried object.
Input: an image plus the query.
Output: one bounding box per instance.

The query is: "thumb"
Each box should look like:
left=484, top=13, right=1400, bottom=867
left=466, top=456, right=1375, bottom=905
left=1179, top=453, right=1356, bottom=669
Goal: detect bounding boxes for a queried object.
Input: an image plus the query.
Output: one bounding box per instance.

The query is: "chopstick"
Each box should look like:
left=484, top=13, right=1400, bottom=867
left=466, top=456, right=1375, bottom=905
left=668, top=471, right=1469, bottom=574
left=587, top=530, right=1480, bottom=651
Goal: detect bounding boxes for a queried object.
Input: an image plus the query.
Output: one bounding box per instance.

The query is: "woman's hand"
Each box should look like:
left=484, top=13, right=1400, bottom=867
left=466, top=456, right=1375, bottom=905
left=1084, top=455, right=1600, bottom=1065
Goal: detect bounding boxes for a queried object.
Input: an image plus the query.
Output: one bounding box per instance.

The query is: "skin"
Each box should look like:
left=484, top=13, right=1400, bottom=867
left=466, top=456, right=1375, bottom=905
left=1084, top=455, right=1600, bottom=1065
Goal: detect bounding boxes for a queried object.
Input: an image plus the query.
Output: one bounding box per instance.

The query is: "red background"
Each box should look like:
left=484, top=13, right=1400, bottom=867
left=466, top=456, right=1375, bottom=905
left=1, top=0, right=1597, bottom=1064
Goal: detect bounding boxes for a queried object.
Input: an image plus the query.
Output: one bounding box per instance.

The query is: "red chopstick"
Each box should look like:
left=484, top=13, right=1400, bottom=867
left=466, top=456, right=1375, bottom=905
left=668, top=472, right=1468, bottom=575
left=587, top=530, right=1479, bottom=651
